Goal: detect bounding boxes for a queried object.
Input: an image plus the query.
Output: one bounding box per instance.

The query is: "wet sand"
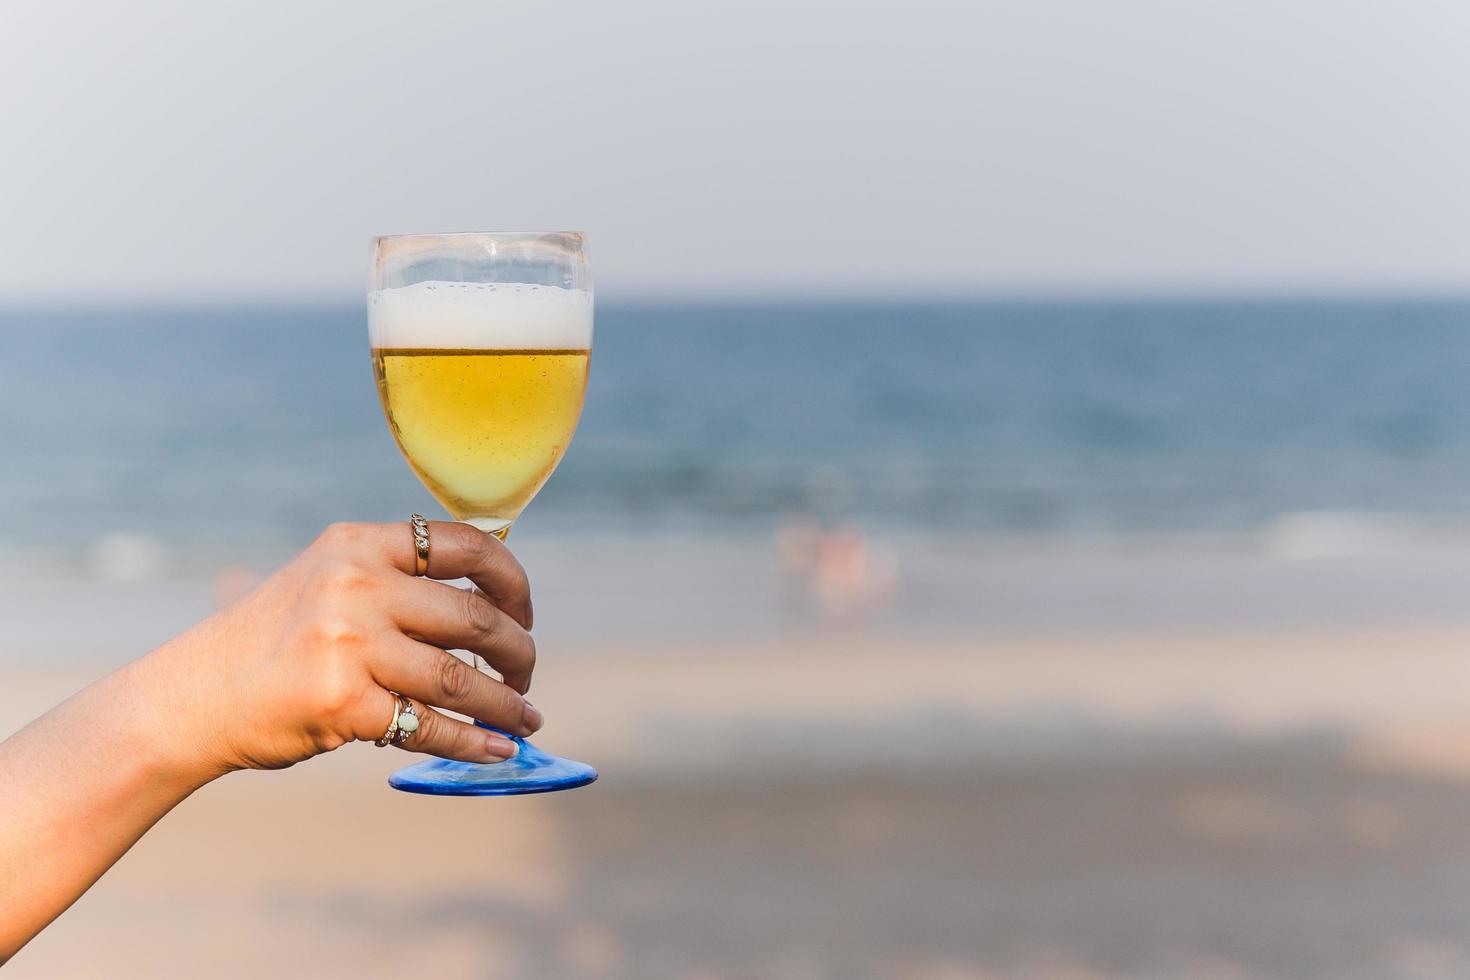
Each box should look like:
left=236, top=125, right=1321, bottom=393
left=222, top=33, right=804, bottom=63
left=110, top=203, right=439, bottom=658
left=10, top=629, right=1470, bottom=978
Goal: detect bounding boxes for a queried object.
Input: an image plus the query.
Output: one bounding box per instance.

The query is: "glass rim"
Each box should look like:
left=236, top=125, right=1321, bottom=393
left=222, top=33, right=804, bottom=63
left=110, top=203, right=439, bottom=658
left=372, top=230, right=585, bottom=245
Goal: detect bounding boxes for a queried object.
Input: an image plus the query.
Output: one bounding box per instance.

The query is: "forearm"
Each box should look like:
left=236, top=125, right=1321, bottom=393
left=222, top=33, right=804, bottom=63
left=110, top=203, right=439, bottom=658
left=0, top=647, right=222, bottom=961
left=0, top=520, right=539, bottom=960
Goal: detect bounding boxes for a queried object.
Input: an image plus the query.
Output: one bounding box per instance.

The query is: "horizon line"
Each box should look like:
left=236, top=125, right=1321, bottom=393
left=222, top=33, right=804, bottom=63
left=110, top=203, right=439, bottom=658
left=9, top=286, right=1470, bottom=312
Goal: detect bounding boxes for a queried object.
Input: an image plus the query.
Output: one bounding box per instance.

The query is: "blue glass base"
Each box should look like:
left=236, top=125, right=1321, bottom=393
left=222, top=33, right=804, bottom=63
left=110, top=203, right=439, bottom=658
left=388, top=731, right=598, bottom=796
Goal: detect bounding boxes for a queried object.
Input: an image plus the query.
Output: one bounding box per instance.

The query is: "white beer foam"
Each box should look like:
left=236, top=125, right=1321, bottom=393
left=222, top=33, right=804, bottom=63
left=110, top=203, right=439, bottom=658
left=368, top=281, right=593, bottom=349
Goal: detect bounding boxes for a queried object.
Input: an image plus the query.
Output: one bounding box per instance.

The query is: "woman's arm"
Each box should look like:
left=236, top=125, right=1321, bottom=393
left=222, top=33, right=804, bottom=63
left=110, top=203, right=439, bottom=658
left=0, top=521, right=541, bottom=961
left=0, top=651, right=217, bottom=962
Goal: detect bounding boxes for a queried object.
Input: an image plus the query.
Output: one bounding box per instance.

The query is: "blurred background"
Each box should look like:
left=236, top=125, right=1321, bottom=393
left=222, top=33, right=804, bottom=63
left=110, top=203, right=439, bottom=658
left=8, top=1, right=1470, bottom=977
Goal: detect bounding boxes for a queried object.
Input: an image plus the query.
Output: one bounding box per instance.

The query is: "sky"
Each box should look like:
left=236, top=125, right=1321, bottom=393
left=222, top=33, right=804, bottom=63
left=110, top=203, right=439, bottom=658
left=3, top=0, right=1470, bottom=302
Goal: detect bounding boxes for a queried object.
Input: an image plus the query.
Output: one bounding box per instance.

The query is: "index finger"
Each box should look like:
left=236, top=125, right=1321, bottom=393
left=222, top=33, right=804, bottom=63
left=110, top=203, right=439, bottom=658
left=380, top=520, right=533, bottom=630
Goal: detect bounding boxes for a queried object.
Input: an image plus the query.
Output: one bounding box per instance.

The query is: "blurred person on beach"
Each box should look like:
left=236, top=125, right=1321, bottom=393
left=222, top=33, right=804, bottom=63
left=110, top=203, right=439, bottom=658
left=777, top=515, right=898, bottom=626
left=0, top=520, right=543, bottom=962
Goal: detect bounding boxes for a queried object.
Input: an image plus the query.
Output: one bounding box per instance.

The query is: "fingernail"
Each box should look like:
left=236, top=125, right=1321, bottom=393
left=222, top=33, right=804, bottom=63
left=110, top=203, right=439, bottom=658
left=484, top=733, right=517, bottom=761
left=521, top=699, right=544, bottom=733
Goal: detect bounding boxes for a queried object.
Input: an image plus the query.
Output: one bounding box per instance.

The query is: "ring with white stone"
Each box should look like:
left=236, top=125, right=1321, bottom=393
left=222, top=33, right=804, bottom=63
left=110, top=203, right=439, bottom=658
left=389, top=699, right=421, bottom=747
left=410, top=514, right=430, bottom=577
left=374, top=692, right=407, bottom=747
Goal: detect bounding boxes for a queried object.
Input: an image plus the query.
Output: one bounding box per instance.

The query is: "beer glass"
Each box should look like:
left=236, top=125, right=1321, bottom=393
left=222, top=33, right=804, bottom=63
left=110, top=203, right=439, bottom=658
left=369, top=231, right=597, bottom=795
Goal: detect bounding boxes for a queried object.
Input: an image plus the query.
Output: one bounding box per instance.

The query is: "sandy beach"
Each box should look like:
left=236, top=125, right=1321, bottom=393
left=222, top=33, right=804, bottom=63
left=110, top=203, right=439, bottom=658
left=11, top=605, right=1470, bottom=978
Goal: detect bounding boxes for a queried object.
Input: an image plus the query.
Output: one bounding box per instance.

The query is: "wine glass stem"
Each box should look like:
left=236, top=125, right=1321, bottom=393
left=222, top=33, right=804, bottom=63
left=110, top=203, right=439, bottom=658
left=462, top=517, right=512, bottom=540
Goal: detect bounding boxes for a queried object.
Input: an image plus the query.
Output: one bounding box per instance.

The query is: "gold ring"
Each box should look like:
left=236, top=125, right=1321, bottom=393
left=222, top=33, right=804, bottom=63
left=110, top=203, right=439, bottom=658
left=410, top=514, right=430, bottom=576
left=375, top=691, right=408, bottom=747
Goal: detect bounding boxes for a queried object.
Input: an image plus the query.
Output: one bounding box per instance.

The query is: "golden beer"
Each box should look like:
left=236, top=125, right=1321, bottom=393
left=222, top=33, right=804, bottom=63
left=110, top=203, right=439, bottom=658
left=372, top=347, right=590, bottom=537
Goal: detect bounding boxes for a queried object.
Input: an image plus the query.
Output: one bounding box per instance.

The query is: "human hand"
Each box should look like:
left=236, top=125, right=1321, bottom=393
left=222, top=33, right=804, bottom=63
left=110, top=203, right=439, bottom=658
left=143, top=521, right=541, bottom=779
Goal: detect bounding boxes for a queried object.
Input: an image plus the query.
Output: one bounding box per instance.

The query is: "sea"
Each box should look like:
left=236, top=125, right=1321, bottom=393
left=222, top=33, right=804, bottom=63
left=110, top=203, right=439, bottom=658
left=7, top=296, right=1470, bottom=543
left=9, top=297, right=1470, bottom=648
